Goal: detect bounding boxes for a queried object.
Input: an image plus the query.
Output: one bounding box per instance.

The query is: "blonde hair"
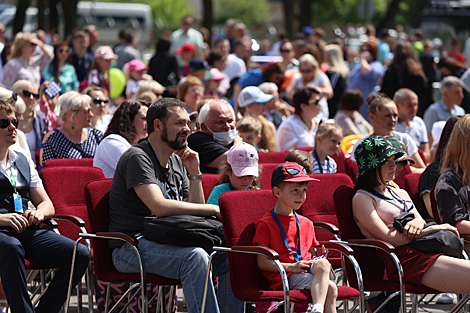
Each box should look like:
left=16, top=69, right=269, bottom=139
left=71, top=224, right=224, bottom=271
left=11, top=32, right=37, bottom=59
left=314, top=122, right=343, bottom=146
left=236, top=116, right=262, bottom=136
left=136, top=91, right=158, bottom=103
left=11, top=80, right=38, bottom=115
left=441, top=114, right=470, bottom=186
left=135, top=80, right=165, bottom=97
left=0, top=87, right=26, bottom=114
left=177, top=76, right=204, bottom=101
left=58, top=91, right=92, bottom=122
left=298, top=54, right=323, bottom=80
left=324, top=44, right=349, bottom=79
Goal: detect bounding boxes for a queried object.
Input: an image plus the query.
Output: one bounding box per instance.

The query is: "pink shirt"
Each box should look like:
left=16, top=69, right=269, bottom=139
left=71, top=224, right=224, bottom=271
left=2, top=54, right=53, bottom=89
left=355, top=187, right=420, bottom=239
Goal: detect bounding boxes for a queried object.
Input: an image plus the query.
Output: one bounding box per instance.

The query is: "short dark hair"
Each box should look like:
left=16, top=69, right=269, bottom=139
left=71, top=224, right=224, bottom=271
left=274, top=181, right=309, bottom=192
left=103, top=99, right=149, bottom=143
left=340, top=89, right=364, bottom=111
left=0, top=100, right=14, bottom=115
left=147, top=98, right=187, bottom=134
left=355, top=165, right=385, bottom=191
left=207, top=52, right=223, bottom=66
left=156, top=37, right=171, bottom=54
left=292, top=86, right=321, bottom=115
left=284, top=150, right=314, bottom=174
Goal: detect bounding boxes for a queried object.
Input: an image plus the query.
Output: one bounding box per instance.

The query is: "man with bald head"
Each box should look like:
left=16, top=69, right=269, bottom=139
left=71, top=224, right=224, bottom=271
left=394, top=88, right=430, bottom=162
left=188, top=99, right=242, bottom=173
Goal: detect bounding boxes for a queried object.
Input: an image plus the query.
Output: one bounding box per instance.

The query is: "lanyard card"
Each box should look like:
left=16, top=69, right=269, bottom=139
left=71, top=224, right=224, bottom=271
left=13, top=193, right=23, bottom=214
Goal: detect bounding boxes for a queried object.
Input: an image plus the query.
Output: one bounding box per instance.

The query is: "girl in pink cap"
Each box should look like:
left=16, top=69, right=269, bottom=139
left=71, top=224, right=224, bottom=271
left=83, top=46, right=117, bottom=96
left=207, top=142, right=261, bottom=205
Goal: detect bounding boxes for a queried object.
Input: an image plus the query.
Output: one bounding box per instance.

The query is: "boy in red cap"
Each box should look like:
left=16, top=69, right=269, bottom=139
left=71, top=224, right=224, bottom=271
left=253, top=162, right=337, bottom=313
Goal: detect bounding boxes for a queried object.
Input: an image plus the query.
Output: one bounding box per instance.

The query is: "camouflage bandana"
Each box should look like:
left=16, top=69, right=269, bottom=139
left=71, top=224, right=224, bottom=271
left=354, top=136, right=405, bottom=179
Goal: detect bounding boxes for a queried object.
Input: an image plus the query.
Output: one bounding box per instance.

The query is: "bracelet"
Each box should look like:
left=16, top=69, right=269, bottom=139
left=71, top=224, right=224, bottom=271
left=188, top=174, right=203, bottom=181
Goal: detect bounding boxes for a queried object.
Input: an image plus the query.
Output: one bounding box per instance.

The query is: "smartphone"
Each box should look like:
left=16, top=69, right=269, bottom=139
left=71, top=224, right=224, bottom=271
left=44, top=81, right=62, bottom=99
left=311, top=252, right=327, bottom=261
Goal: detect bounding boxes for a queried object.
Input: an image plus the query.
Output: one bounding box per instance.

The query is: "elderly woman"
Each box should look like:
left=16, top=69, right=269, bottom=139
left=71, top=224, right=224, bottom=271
left=0, top=87, right=30, bottom=159
left=82, top=86, right=113, bottom=133
left=93, top=99, right=149, bottom=178
left=177, top=75, right=204, bottom=113
left=285, top=54, right=333, bottom=119
left=11, top=80, right=48, bottom=162
left=2, top=32, right=53, bottom=89
left=40, top=91, right=102, bottom=167
left=276, top=86, right=322, bottom=151
left=350, top=94, right=426, bottom=173
left=348, top=41, right=385, bottom=119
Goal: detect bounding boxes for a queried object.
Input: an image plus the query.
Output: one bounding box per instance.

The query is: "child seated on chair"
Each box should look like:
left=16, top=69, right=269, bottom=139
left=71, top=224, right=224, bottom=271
left=236, top=116, right=263, bottom=151
left=253, top=162, right=338, bottom=313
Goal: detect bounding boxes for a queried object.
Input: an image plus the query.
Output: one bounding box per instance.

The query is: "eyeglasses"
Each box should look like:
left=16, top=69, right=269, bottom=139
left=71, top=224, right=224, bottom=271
left=188, top=86, right=204, bottom=94
left=300, top=68, right=314, bottom=73
left=286, top=167, right=307, bottom=175
left=22, top=90, right=39, bottom=100
left=58, top=48, right=70, bottom=53
left=92, top=98, right=109, bottom=105
left=280, top=49, right=292, bottom=53
left=0, top=118, right=18, bottom=129
left=308, top=98, right=321, bottom=105
left=73, top=108, right=92, bottom=115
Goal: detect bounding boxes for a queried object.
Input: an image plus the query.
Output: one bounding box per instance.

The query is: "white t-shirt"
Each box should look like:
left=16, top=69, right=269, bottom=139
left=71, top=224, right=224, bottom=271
left=276, top=115, right=318, bottom=151
left=350, top=131, right=418, bottom=162
left=93, top=134, right=132, bottom=178
left=223, top=53, right=246, bottom=81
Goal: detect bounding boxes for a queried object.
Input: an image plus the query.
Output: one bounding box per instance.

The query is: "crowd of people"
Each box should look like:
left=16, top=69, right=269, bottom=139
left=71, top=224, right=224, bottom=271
left=0, top=13, right=470, bottom=313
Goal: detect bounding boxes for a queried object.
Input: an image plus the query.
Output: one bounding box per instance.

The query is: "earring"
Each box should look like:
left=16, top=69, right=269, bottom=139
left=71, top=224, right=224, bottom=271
left=72, top=122, right=75, bottom=130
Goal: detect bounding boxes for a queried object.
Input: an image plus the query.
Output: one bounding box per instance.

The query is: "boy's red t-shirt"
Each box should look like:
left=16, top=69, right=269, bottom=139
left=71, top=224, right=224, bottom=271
left=252, top=210, right=319, bottom=290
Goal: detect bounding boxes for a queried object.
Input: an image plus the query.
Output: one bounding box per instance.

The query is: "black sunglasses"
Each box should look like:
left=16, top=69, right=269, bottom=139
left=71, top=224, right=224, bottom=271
left=92, top=98, right=109, bottom=105
left=22, top=90, right=39, bottom=100
left=0, top=118, right=18, bottom=129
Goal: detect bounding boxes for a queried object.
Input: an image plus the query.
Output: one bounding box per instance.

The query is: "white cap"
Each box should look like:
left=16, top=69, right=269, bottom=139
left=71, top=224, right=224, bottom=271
left=431, top=121, right=446, bottom=148
left=227, top=143, right=259, bottom=177
left=238, top=86, right=274, bottom=108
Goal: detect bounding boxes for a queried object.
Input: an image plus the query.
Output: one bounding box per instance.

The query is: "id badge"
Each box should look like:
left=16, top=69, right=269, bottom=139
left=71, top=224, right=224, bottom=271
left=13, top=193, right=23, bottom=214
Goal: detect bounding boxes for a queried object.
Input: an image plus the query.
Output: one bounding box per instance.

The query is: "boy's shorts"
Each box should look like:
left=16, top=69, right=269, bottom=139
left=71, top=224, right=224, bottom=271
left=288, top=268, right=314, bottom=290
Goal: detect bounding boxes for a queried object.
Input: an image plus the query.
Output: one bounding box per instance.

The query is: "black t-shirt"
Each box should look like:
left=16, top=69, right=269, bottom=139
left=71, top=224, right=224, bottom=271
left=108, top=141, right=190, bottom=248
left=187, top=132, right=229, bottom=174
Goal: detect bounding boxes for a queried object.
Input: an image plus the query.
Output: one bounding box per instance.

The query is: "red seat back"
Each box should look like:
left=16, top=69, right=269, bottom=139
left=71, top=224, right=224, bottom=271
left=258, top=151, right=288, bottom=164
left=43, top=158, right=94, bottom=168
left=329, top=149, right=347, bottom=175
left=40, top=166, right=105, bottom=241
left=404, top=173, right=430, bottom=220
left=393, top=164, right=412, bottom=189
left=259, top=163, right=280, bottom=190
left=202, top=174, right=219, bottom=202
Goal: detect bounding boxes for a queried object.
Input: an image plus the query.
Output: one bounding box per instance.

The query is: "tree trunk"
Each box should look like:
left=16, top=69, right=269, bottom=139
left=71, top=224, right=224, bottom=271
left=14, top=0, right=30, bottom=35
left=49, top=0, right=59, bottom=35
left=283, top=0, right=294, bottom=39
left=299, top=0, right=311, bottom=30
left=37, top=0, right=45, bottom=30
left=202, top=0, right=213, bottom=47
left=377, top=0, right=402, bottom=30
left=61, top=0, right=79, bottom=39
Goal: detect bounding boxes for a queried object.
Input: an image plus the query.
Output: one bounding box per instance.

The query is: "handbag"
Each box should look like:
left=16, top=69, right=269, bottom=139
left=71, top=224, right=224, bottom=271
left=393, top=212, right=464, bottom=258
left=142, top=215, right=225, bottom=254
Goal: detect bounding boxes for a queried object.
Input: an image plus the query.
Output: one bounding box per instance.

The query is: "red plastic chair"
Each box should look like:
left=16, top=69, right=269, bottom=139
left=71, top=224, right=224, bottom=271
left=393, top=164, right=412, bottom=189
left=404, top=173, right=431, bottom=220
left=202, top=190, right=363, bottom=313
left=67, top=179, right=181, bottom=313
left=258, top=151, right=288, bottom=164
left=202, top=174, right=219, bottom=202
left=332, top=185, right=470, bottom=313
left=259, top=163, right=279, bottom=190
left=43, top=158, right=94, bottom=168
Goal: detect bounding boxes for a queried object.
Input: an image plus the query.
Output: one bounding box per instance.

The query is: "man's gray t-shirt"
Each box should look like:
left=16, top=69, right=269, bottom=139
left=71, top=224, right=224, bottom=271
left=108, top=140, right=190, bottom=248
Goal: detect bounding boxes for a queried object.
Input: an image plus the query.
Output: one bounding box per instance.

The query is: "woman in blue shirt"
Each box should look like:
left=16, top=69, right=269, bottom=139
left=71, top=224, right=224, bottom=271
left=43, top=41, right=79, bottom=93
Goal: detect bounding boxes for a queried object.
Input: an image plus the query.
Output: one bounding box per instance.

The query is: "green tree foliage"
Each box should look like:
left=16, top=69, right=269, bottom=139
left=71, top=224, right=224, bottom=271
left=99, top=0, right=193, bottom=27
left=213, top=0, right=271, bottom=27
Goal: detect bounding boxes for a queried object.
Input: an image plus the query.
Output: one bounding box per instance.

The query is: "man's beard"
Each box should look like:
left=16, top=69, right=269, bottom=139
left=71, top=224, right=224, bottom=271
left=161, top=125, right=188, bottom=150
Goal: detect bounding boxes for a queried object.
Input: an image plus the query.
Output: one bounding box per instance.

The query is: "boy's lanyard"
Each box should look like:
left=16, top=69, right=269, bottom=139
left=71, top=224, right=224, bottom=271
left=313, top=149, right=330, bottom=173
left=271, top=208, right=302, bottom=262
left=10, top=165, right=17, bottom=193
left=369, top=187, right=414, bottom=212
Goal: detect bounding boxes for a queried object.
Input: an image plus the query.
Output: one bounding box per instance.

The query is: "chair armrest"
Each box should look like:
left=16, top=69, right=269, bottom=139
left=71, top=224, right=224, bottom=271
left=38, top=218, right=58, bottom=230
left=348, top=239, right=395, bottom=253
left=79, top=232, right=138, bottom=246
left=313, top=222, right=339, bottom=236
left=231, top=245, right=279, bottom=260
left=52, top=214, right=86, bottom=228
left=461, top=234, right=470, bottom=244
left=318, top=241, right=354, bottom=256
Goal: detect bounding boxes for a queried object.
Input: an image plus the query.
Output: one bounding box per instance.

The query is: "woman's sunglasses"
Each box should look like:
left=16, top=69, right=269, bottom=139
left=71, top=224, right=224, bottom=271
left=92, top=98, right=109, bottom=105
left=22, top=90, right=39, bottom=99
left=0, top=118, right=18, bottom=129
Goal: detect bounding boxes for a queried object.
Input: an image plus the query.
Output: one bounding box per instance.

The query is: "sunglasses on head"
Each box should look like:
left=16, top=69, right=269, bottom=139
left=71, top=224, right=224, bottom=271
left=92, top=98, right=109, bottom=105
left=286, top=167, right=307, bottom=175
left=22, top=90, right=39, bottom=99
left=0, top=118, right=18, bottom=129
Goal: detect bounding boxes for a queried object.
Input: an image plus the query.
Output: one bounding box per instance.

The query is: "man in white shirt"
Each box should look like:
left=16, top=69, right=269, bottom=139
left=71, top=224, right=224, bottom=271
left=393, top=88, right=430, bottom=162
left=170, top=16, right=204, bottom=68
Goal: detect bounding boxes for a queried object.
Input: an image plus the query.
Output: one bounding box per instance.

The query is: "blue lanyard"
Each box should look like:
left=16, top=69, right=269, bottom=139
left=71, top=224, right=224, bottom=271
left=271, top=208, right=302, bottom=262
left=228, top=181, right=236, bottom=191
left=369, top=187, right=414, bottom=212
left=313, top=149, right=330, bottom=173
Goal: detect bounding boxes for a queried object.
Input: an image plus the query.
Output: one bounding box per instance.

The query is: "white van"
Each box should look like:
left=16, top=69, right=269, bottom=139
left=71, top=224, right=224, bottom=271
left=0, top=1, right=153, bottom=51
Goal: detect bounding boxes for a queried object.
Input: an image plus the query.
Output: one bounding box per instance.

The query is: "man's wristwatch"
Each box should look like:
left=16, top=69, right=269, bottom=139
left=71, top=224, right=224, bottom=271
left=188, top=174, right=203, bottom=180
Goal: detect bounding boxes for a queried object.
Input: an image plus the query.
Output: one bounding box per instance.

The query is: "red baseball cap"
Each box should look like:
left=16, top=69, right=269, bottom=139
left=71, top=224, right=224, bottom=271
left=175, top=42, right=196, bottom=54
left=271, top=162, right=318, bottom=189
